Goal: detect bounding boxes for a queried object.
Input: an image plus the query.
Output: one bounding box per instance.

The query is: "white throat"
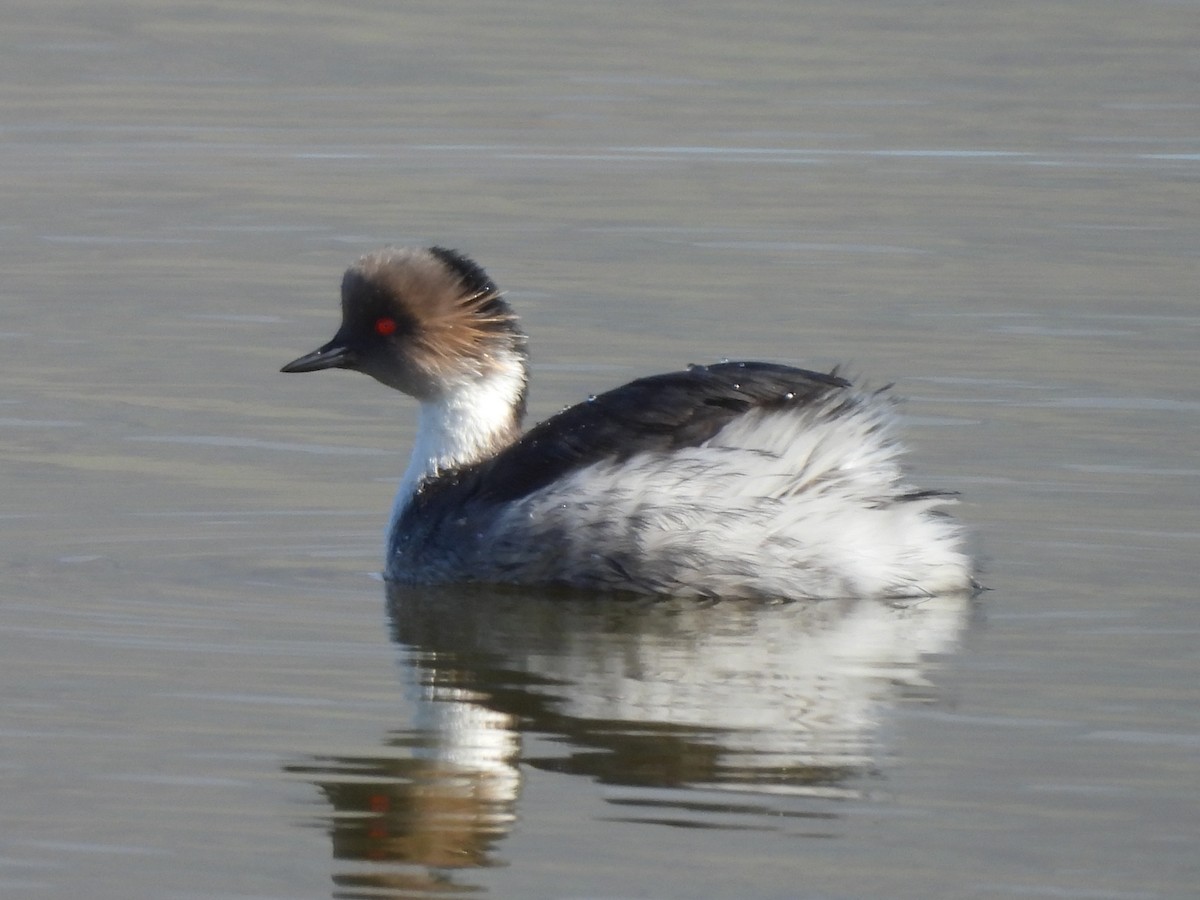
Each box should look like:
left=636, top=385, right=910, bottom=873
left=386, top=362, right=525, bottom=540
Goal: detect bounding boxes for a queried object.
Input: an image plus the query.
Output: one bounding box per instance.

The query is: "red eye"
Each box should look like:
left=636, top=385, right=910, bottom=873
left=374, top=317, right=397, bottom=336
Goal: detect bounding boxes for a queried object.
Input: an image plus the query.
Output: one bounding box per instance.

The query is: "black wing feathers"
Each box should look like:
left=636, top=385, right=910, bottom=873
left=409, top=362, right=848, bottom=513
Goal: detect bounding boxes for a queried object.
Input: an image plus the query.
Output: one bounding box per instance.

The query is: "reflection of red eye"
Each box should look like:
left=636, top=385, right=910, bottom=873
left=374, top=317, right=397, bottom=336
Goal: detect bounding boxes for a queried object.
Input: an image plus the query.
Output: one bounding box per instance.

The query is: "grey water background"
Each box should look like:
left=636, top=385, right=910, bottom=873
left=3, top=2, right=1198, bottom=898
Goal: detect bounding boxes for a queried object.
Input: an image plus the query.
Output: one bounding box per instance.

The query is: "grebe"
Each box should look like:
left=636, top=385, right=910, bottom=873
left=282, top=246, right=973, bottom=600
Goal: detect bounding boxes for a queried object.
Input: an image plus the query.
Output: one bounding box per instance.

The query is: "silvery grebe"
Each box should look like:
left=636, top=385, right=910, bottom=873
left=282, top=246, right=973, bottom=600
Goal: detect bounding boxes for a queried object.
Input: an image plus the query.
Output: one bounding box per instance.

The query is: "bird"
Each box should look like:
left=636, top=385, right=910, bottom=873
left=281, top=246, right=973, bottom=600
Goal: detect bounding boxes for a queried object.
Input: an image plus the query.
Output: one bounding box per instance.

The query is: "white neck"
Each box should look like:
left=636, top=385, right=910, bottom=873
left=386, top=362, right=525, bottom=539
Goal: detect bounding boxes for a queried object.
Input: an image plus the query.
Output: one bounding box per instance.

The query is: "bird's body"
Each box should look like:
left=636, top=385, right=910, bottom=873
left=282, top=247, right=973, bottom=600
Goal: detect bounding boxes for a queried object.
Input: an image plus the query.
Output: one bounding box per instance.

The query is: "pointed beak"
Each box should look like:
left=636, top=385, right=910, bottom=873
left=280, top=339, right=357, bottom=373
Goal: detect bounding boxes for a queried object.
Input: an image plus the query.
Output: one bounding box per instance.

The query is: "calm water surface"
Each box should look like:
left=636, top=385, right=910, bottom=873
left=2, top=2, right=1197, bottom=898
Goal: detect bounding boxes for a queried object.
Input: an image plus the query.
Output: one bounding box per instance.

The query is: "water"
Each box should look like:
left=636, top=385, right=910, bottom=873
left=2, top=2, right=1197, bottom=898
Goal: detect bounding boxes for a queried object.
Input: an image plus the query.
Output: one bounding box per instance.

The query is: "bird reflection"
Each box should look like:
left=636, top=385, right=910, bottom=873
left=288, top=585, right=973, bottom=894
